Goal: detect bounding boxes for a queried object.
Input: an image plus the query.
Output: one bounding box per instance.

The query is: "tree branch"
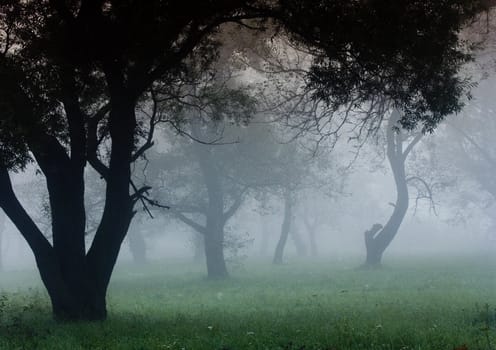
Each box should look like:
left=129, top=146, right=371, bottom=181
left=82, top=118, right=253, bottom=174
left=171, top=210, right=207, bottom=235
left=402, top=132, right=423, bottom=160
left=223, top=187, right=248, bottom=221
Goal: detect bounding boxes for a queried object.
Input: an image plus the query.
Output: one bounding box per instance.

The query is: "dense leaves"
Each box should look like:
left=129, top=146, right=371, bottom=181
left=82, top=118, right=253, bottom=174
left=280, top=0, right=484, bottom=131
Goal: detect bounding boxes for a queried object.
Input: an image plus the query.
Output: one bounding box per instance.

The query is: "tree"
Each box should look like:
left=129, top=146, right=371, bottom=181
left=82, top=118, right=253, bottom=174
left=362, top=110, right=432, bottom=268
left=0, top=0, right=483, bottom=320
left=0, top=0, right=273, bottom=320
left=271, top=144, right=313, bottom=265
left=425, top=76, right=496, bottom=239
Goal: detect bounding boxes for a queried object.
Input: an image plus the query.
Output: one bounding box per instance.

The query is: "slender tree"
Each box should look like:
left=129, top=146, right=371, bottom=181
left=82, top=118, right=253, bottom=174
left=363, top=110, right=425, bottom=267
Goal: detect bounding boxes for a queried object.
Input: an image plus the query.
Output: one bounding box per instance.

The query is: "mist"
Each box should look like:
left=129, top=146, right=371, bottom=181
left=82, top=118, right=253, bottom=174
left=1, top=2, right=496, bottom=349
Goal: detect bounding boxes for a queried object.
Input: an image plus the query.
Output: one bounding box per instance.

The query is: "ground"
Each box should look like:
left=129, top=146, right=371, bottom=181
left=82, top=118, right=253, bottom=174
left=0, top=255, right=495, bottom=349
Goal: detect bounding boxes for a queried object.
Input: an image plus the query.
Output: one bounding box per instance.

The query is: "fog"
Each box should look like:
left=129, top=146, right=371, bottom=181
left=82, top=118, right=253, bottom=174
left=2, top=76, right=496, bottom=273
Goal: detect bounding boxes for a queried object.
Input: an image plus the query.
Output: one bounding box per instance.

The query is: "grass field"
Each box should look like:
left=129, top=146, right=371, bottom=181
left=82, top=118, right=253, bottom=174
left=0, top=256, right=495, bottom=349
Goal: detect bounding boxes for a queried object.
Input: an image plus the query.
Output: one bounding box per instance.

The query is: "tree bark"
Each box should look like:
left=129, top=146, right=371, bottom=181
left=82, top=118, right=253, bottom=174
left=273, top=191, right=292, bottom=265
left=85, top=98, right=136, bottom=318
left=204, top=219, right=228, bottom=279
left=0, top=166, right=102, bottom=320
left=201, top=163, right=229, bottom=279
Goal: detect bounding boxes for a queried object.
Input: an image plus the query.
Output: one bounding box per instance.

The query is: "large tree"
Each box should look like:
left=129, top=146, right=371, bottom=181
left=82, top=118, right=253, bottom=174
left=0, top=0, right=483, bottom=321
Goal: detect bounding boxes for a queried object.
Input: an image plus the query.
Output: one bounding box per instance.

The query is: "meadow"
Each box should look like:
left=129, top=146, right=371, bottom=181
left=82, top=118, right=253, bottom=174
left=0, top=256, right=495, bottom=350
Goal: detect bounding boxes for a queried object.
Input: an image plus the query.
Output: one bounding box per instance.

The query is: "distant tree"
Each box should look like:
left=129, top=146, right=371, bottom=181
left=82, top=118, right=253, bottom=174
left=271, top=143, right=315, bottom=265
left=142, top=71, right=260, bottom=278
left=152, top=121, right=265, bottom=279
left=427, top=76, right=496, bottom=239
left=362, top=110, right=436, bottom=268
left=299, top=191, right=339, bottom=258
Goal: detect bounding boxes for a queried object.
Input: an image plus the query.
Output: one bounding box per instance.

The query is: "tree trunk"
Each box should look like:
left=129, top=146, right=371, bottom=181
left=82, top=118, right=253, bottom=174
left=128, top=229, right=147, bottom=265
left=193, top=123, right=229, bottom=279
left=363, top=111, right=413, bottom=268
left=0, top=165, right=107, bottom=320
left=0, top=98, right=136, bottom=321
left=273, top=191, right=292, bottom=265
left=85, top=99, right=136, bottom=318
left=0, top=59, right=139, bottom=321
left=204, top=219, right=228, bottom=279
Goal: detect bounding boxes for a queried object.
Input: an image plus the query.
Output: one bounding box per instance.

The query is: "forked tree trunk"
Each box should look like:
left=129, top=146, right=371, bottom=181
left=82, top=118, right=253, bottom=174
left=363, top=111, right=418, bottom=268
left=273, top=191, right=292, bottom=265
left=0, top=165, right=102, bottom=320
left=0, top=98, right=136, bottom=321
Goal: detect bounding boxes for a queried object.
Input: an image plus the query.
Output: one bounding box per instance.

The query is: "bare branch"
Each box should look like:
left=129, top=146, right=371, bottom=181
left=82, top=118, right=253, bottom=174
left=171, top=210, right=207, bottom=235
left=406, top=176, right=438, bottom=216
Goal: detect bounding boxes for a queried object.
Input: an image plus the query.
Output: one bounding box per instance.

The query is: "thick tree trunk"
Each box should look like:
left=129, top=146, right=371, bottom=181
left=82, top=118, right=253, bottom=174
left=0, top=58, right=138, bottom=321
left=203, top=173, right=228, bottom=279
left=273, top=191, right=292, bottom=265
left=5, top=98, right=135, bottom=321
left=204, top=219, right=228, bottom=279
left=45, top=165, right=92, bottom=319
left=363, top=111, right=412, bottom=268
left=193, top=123, right=229, bottom=279
left=85, top=99, right=136, bottom=318
left=0, top=166, right=106, bottom=320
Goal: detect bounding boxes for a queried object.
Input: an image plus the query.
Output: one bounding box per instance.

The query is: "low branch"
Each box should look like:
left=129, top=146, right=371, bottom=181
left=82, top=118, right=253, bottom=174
left=222, top=187, right=248, bottom=221
left=171, top=210, right=207, bottom=235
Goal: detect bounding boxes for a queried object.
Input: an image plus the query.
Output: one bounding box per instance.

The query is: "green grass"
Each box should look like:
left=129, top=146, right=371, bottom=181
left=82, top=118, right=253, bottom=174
left=0, top=256, right=495, bottom=349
